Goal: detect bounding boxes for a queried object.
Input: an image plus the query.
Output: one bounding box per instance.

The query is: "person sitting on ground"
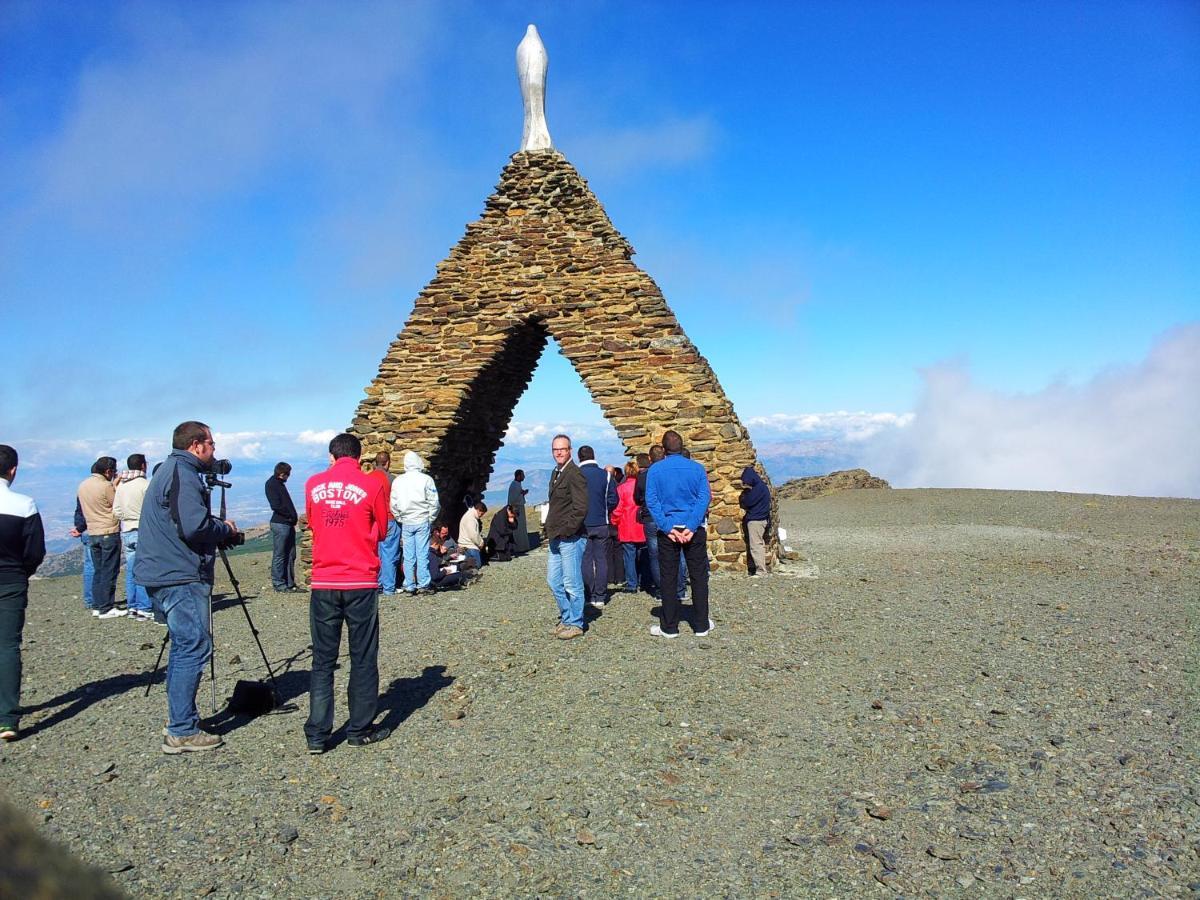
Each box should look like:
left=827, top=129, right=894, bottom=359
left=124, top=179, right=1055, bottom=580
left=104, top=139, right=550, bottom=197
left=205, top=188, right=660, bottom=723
left=457, top=501, right=486, bottom=569
left=433, top=522, right=458, bottom=556
left=486, top=505, right=518, bottom=563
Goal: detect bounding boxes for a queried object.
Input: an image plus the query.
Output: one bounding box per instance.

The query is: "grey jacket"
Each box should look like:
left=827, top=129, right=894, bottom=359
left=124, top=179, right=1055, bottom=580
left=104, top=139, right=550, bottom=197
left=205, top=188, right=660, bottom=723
left=134, top=450, right=232, bottom=587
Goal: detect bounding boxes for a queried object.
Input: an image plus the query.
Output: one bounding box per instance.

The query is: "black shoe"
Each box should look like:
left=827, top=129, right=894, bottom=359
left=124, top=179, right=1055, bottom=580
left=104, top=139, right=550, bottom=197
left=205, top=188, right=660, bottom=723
left=347, top=726, right=391, bottom=747
left=307, top=741, right=326, bottom=755
left=417, top=586, right=436, bottom=595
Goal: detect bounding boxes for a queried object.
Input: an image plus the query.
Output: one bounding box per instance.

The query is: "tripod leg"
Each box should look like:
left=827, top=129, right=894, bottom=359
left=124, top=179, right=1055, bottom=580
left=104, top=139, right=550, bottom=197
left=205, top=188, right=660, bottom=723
left=209, top=588, right=217, bottom=714
left=217, top=546, right=284, bottom=704
left=144, top=630, right=170, bottom=697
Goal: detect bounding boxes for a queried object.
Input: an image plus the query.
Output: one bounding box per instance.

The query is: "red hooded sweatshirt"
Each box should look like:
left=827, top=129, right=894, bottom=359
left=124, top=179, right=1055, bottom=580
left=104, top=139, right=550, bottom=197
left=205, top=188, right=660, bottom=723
left=305, top=456, right=389, bottom=590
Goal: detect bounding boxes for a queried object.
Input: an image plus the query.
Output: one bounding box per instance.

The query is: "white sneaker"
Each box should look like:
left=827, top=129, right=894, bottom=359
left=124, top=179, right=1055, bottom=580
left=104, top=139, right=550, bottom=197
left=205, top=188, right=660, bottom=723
left=649, top=624, right=679, bottom=639
left=589, top=599, right=607, bottom=609
left=96, top=608, right=128, bottom=620
left=693, top=619, right=715, bottom=637
left=91, top=610, right=100, bottom=617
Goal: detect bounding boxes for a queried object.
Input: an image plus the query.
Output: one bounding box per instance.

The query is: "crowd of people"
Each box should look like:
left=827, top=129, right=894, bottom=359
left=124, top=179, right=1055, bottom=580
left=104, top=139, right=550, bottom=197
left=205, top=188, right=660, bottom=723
left=0, top=422, right=771, bottom=753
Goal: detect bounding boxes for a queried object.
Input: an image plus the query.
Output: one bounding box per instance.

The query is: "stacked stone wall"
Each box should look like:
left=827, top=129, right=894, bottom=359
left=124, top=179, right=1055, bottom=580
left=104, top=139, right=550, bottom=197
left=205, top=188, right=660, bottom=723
left=301, top=150, right=774, bottom=579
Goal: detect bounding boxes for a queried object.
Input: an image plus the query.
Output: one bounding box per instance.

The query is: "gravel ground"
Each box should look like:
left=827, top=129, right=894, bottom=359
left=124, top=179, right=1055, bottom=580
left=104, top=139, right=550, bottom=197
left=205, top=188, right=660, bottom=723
left=2, top=488, right=1197, bottom=897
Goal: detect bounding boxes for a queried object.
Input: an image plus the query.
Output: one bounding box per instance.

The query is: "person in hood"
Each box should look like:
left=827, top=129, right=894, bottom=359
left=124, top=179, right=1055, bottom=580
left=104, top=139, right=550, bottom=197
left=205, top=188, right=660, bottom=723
left=739, top=466, right=771, bottom=576
left=389, top=450, right=439, bottom=594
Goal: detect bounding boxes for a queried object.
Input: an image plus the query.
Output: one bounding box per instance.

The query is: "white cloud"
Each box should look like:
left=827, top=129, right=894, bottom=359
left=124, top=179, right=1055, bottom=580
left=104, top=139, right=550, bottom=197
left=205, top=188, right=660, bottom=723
left=746, top=411, right=914, bottom=442
left=297, top=429, right=338, bottom=446
left=26, top=3, right=436, bottom=230
left=566, top=115, right=717, bottom=179
left=502, top=419, right=614, bottom=449
left=862, top=324, right=1200, bottom=498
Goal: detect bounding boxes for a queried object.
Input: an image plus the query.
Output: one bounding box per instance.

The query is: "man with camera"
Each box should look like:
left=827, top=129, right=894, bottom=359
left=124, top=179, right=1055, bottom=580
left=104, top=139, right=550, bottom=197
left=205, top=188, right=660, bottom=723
left=136, top=421, right=238, bottom=754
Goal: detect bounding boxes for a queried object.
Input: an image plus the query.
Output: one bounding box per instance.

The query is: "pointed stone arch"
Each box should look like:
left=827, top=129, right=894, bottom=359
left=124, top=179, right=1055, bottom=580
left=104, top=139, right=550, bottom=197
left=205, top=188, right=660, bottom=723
left=346, top=150, right=775, bottom=570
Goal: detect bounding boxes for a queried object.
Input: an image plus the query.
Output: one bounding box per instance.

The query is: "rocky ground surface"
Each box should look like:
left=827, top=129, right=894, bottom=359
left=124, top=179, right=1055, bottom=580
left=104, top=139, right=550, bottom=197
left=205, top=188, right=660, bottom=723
left=2, top=488, right=1197, bottom=898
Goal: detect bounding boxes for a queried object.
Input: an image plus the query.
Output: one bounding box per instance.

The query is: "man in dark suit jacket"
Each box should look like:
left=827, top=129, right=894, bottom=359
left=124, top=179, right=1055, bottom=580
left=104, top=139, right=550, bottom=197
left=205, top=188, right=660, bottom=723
left=544, top=434, right=588, bottom=640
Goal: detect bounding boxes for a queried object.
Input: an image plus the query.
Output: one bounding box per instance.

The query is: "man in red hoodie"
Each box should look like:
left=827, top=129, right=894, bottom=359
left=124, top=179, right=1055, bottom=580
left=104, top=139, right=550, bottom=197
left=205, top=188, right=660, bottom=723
left=303, top=433, right=391, bottom=753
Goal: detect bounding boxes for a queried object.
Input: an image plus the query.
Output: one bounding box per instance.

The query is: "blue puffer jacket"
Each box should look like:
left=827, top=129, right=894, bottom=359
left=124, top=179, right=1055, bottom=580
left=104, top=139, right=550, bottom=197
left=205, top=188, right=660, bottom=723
left=579, top=461, right=618, bottom=528
left=135, top=450, right=232, bottom=587
left=739, top=467, right=771, bottom=522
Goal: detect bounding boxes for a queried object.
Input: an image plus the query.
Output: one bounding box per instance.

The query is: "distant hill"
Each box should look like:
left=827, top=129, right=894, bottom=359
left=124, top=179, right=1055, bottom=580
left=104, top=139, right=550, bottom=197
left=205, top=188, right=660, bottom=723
left=777, top=468, right=891, bottom=500
left=35, top=524, right=273, bottom=580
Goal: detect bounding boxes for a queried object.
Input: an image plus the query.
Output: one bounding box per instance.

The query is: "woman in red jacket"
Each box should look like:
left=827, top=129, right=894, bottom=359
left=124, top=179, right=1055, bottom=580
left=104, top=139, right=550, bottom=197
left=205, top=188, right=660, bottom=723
left=611, top=460, right=646, bottom=593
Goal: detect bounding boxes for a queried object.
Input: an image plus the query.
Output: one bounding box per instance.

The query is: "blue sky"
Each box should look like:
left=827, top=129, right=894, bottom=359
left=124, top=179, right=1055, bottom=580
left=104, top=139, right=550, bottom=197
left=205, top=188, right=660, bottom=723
left=2, top=0, right=1198, bottom=530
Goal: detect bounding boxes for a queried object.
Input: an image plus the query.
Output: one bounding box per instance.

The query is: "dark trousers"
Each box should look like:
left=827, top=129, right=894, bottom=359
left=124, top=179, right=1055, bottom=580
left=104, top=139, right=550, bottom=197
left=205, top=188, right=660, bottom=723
left=656, top=527, right=710, bottom=634
left=643, top=519, right=686, bottom=597
left=0, top=581, right=28, bottom=728
left=270, top=523, right=296, bottom=589
left=305, top=589, right=380, bottom=743
left=89, top=532, right=121, bottom=613
left=582, top=524, right=610, bottom=603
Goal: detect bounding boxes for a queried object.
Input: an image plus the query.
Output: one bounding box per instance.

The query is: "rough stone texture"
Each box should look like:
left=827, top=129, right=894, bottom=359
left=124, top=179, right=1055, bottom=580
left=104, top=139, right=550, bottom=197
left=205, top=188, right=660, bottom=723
left=778, top=468, right=891, bottom=501
left=302, top=149, right=773, bottom=578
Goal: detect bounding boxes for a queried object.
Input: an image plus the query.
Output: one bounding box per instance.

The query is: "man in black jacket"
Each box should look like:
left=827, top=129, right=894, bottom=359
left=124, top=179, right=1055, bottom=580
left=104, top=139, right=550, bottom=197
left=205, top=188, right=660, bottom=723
left=0, top=444, right=46, bottom=741
left=265, top=462, right=299, bottom=592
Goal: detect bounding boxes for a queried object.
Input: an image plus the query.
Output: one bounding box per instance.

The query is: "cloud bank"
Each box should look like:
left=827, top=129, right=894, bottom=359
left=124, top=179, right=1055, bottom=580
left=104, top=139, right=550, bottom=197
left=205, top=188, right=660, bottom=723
left=863, top=324, right=1200, bottom=498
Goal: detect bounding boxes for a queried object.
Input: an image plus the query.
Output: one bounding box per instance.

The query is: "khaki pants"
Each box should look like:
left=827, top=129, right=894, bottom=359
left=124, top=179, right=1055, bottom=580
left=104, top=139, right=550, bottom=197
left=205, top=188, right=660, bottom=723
left=746, top=520, right=768, bottom=574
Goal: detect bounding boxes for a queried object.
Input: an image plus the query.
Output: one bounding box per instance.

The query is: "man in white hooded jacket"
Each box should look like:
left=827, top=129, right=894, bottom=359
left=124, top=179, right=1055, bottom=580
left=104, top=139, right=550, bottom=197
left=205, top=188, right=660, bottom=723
left=389, top=451, right=440, bottom=594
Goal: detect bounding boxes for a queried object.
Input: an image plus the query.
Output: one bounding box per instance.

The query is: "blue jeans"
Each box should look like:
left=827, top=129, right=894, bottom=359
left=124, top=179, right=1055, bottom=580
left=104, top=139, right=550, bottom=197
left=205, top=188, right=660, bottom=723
left=270, top=523, right=297, bottom=589
left=464, top=548, right=482, bottom=569
left=622, top=542, right=642, bottom=591
left=401, top=521, right=432, bottom=590
left=377, top=520, right=400, bottom=592
left=150, top=582, right=212, bottom=737
left=305, top=588, right=380, bottom=744
left=89, top=532, right=122, bottom=613
left=547, top=535, right=585, bottom=629
left=80, top=533, right=95, bottom=609
left=121, top=531, right=152, bottom=612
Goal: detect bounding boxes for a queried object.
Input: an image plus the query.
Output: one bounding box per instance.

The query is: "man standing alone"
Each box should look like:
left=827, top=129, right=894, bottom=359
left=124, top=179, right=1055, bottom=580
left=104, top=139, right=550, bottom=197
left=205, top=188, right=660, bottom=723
left=646, top=430, right=713, bottom=638
left=0, top=445, right=46, bottom=741
left=77, top=457, right=123, bottom=619
left=390, top=451, right=439, bottom=595
left=264, top=462, right=299, bottom=593
left=545, top=434, right=588, bottom=640
left=507, top=469, right=530, bottom=554
left=739, top=466, right=771, bottom=576
left=304, top=433, right=391, bottom=752
left=136, top=421, right=238, bottom=753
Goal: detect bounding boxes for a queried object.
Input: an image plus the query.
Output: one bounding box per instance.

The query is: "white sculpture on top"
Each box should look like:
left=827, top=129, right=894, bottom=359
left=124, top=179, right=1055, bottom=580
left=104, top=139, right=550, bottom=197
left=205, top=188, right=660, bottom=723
left=517, top=24, right=553, bottom=152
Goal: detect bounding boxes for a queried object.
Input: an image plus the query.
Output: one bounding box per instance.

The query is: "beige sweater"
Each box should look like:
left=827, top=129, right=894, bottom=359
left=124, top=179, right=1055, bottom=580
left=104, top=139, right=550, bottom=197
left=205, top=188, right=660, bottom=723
left=458, top=508, right=484, bottom=551
left=113, top=474, right=149, bottom=531
left=77, top=474, right=119, bottom=535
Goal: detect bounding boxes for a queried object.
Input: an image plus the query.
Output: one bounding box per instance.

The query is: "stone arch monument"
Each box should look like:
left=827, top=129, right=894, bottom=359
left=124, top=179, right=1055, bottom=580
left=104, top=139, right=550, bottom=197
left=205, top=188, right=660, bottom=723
left=338, top=26, right=775, bottom=571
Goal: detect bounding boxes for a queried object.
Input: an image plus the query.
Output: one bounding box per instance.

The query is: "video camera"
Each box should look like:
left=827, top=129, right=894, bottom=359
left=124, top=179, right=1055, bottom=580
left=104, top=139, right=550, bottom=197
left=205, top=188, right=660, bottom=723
left=203, top=458, right=244, bottom=547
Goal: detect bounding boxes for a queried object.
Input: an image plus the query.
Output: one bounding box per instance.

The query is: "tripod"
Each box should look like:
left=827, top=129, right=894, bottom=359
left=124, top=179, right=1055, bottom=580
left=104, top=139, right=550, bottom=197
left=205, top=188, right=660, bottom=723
left=144, top=480, right=286, bottom=715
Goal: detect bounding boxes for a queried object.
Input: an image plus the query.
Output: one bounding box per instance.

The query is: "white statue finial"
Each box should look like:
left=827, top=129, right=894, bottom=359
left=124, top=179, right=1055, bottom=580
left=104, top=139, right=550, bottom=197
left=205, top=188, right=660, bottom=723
left=517, top=24, right=552, bottom=152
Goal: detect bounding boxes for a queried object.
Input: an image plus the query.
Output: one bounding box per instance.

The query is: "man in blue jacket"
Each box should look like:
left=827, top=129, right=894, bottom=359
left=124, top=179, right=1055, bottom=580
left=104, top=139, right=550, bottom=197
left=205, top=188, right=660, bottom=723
left=645, top=430, right=712, bottom=637
left=135, top=421, right=238, bottom=754
left=739, top=466, right=771, bottom=576
left=577, top=446, right=617, bottom=609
